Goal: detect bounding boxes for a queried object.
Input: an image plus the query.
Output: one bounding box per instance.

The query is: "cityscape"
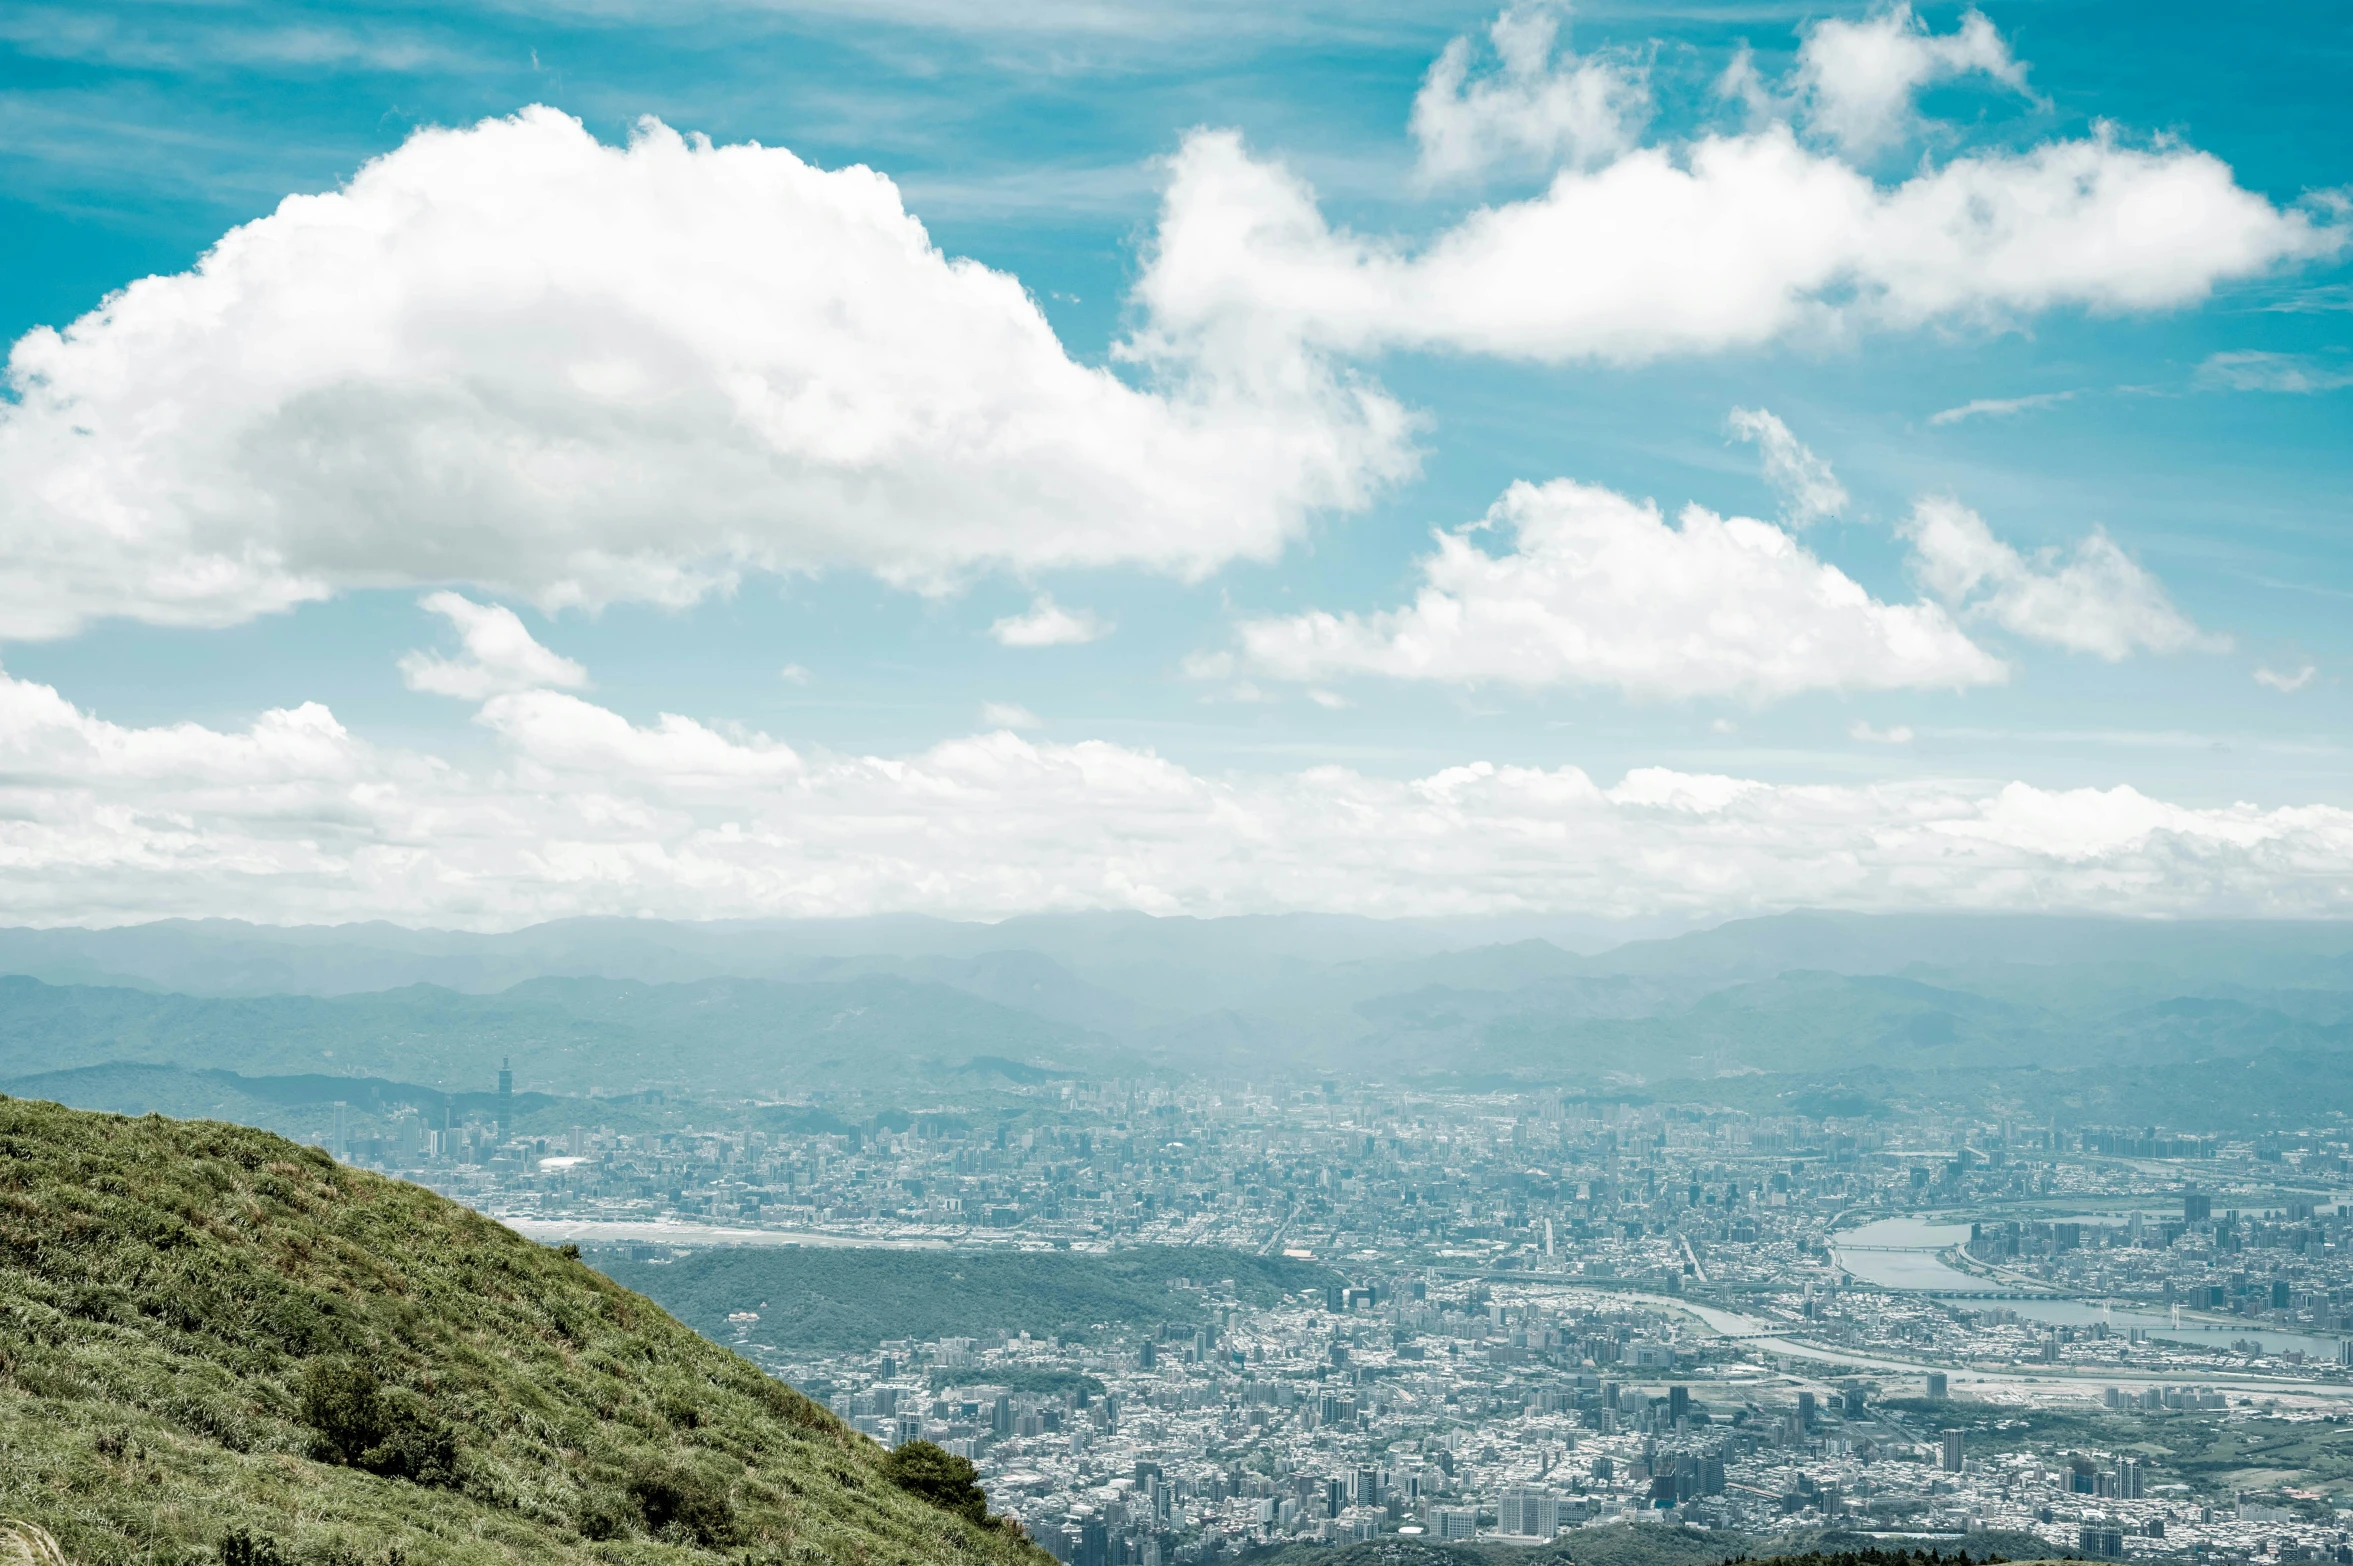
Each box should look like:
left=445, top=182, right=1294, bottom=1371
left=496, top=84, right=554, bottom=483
left=342, top=1070, right=2353, bottom=1564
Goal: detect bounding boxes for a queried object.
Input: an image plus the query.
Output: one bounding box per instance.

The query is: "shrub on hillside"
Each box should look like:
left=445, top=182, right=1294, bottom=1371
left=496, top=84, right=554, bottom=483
left=295, top=1360, right=458, bottom=1487
left=576, top=1490, right=636, bottom=1542
left=217, top=1530, right=292, bottom=1566
left=627, top=1460, right=736, bottom=1546
left=879, top=1440, right=989, bottom=1527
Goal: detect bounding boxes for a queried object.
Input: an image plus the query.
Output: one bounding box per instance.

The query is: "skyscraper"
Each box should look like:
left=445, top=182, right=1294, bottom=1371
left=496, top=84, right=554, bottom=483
left=497, top=1056, right=513, bottom=1142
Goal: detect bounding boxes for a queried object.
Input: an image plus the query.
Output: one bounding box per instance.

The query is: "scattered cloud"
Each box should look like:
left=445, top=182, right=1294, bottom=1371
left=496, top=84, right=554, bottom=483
left=2196, top=351, right=2353, bottom=394
left=1224, top=478, right=2004, bottom=702
left=778, top=664, right=813, bottom=684
left=1, top=18, right=2338, bottom=643
left=1727, top=406, right=1847, bottom=526
left=398, top=592, right=587, bottom=701
left=1409, top=1, right=1650, bottom=183
left=2255, top=664, right=2317, bottom=693
left=1792, top=3, right=2033, bottom=156
left=978, top=701, right=1044, bottom=730
left=0, top=107, right=1411, bottom=639
left=3, top=666, right=2351, bottom=925
left=1306, top=688, right=1352, bottom=709
left=1902, top=498, right=2226, bottom=660
left=1928, top=390, right=2078, bottom=425
left=990, top=595, right=1112, bottom=647
left=1850, top=720, right=1915, bottom=744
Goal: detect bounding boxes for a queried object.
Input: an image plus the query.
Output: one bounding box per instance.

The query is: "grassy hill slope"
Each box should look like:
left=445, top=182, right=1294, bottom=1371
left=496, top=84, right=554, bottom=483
left=0, top=1095, right=1050, bottom=1566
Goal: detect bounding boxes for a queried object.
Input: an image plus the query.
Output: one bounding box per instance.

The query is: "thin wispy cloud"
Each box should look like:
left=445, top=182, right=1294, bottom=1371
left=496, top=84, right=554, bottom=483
left=2257, top=282, right=2353, bottom=314
left=978, top=701, right=1044, bottom=730
left=2255, top=664, right=2318, bottom=693
left=1902, top=498, right=2226, bottom=662
left=1929, top=390, right=2079, bottom=425
left=1728, top=406, right=1847, bottom=526
left=516, top=0, right=1441, bottom=49
left=2196, top=351, right=2353, bottom=394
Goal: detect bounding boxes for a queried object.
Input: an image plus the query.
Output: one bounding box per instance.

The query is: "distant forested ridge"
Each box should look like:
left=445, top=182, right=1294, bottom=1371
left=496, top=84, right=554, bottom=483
left=601, top=1245, right=1340, bottom=1355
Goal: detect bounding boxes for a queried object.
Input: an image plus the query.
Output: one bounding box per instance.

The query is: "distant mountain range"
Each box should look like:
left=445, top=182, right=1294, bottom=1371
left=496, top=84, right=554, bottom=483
left=3, top=910, right=2352, bottom=1125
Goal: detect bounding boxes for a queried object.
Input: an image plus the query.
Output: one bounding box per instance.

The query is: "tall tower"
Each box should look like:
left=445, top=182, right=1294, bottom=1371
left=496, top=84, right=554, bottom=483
left=497, top=1056, right=513, bottom=1143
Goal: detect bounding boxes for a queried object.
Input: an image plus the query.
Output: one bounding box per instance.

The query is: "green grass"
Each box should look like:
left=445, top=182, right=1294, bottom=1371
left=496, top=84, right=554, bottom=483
left=0, top=1095, right=1054, bottom=1566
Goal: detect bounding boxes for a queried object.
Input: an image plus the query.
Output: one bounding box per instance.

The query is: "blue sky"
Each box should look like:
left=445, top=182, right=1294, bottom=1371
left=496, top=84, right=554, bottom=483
left=0, top=0, right=2347, bottom=927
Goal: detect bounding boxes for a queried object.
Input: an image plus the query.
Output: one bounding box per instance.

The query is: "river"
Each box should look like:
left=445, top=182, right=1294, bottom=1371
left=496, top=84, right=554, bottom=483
left=1831, top=1216, right=2350, bottom=1360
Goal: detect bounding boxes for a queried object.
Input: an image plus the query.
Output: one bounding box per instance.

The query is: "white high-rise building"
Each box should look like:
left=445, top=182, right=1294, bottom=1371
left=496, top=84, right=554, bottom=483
left=1497, top=1489, right=1559, bottom=1538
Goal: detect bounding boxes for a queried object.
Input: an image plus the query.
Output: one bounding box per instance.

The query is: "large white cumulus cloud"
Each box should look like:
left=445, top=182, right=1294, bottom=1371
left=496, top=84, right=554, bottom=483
left=1211, top=456, right=2223, bottom=698
left=2, top=666, right=2349, bottom=927
left=1221, top=478, right=2004, bottom=701
left=0, top=107, right=1411, bottom=639
left=1138, top=124, right=2336, bottom=367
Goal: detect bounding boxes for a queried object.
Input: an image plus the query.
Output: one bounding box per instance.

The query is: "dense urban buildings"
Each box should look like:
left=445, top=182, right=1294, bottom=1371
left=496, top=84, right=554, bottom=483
left=339, top=1080, right=2353, bottom=1564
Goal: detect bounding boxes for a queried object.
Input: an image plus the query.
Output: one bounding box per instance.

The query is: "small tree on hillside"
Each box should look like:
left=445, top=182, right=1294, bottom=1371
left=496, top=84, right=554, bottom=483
left=879, top=1441, right=989, bottom=1527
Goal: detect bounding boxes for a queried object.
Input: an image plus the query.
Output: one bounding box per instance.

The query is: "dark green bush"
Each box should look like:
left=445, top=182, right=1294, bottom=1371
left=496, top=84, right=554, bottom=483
left=297, top=1360, right=387, bottom=1463
left=627, top=1460, right=735, bottom=1546
left=295, top=1360, right=458, bottom=1487
left=218, top=1529, right=292, bottom=1566
left=879, top=1439, right=989, bottom=1527
left=576, top=1489, right=635, bottom=1541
